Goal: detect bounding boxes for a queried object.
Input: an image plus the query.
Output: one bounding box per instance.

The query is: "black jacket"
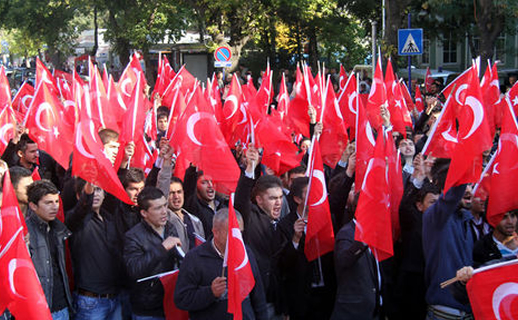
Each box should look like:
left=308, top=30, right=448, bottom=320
left=25, top=210, right=73, bottom=312
left=473, top=232, right=502, bottom=268
left=174, top=241, right=268, bottom=320
left=123, top=221, right=180, bottom=317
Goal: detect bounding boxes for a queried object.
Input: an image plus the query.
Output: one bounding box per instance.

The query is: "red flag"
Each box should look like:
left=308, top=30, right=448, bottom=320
left=425, top=67, right=433, bottom=93
left=0, top=170, right=52, bottom=320
left=170, top=86, right=240, bottom=194
left=12, top=82, right=34, bottom=123
left=88, top=61, right=120, bottom=131
left=72, top=106, right=133, bottom=204
left=385, top=59, right=411, bottom=136
left=365, top=56, right=386, bottom=128
left=24, top=82, right=74, bottom=170
left=118, top=53, right=147, bottom=104
left=35, top=58, right=58, bottom=93
left=221, top=75, right=246, bottom=146
left=224, top=195, right=255, bottom=320
left=120, top=74, right=148, bottom=144
left=444, top=67, right=492, bottom=193
left=305, top=139, right=335, bottom=261
left=354, top=130, right=393, bottom=261
left=159, top=270, right=189, bottom=320
left=354, top=96, right=376, bottom=193
left=466, top=260, right=518, bottom=320
left=276, top=73, right=290, bottom=121
left=508, top=82, right=518, bottom=116
left=0, top=106, right=16, bottom=155
left=54, top=69, right=74, bottom=102
left=339, top=65, right=348, bottom=91
left=440, top=67, right=472, bottom=115
left=486, top=97, right=518, bottom=227
left=337, top=73, right=357, bottom=137
left=320, top=78, right=349, bottom=167
left=422, top=94, right=458, bottom=158
left=256, top=65, right=273, bottom=115
left=193, top=233, right=206, bottom=247
left=288, top=66, right=311, bottom=137
left=414, top=85, right=424, bottom=112
left=0, top=66, right=12, bottom=111
left=385, top=131, right=403, bottom=241
left=481, top=63, right=501, bottom=137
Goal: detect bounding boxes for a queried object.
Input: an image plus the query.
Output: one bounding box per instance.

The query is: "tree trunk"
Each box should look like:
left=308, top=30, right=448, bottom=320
left=476, top=0, right=504, bottom=75
left=91, top=5, right=99, bottom=57
left=308, top=25, right=318, bottom=70
left=142, top=48, right=155, bottom=87
left=385, top=0, right=411, bottom=63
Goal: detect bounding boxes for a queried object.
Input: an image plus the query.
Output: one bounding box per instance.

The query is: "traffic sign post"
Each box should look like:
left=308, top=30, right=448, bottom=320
left=214, top=46, right=232, bottom=68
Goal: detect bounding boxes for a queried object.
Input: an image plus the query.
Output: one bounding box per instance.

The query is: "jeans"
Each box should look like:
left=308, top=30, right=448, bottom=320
left=73, top=292, right=122, bottom=320
left=131, top=315, right=165, bottom=320
left=52, top=307, right=69, bottom=320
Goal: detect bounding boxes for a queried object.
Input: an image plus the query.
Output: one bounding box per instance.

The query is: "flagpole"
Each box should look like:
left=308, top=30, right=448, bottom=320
left=471, top=151, right=496, bottom=196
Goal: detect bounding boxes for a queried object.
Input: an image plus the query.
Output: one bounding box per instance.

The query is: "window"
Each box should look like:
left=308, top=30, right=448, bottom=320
left=422, top=38, right=430, bottom=65
left=470, top=35, right=505, bottom=64
left=442, top=34, right=457, bottom=64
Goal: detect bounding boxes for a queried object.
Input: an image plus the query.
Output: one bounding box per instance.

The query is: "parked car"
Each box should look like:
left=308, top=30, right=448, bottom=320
left=11, top=67, right=36, bottom=89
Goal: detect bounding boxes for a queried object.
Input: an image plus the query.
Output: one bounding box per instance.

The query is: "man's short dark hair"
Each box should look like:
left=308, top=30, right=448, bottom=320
left=16, top=134, right=36, bottom=153
left=137, top=187, right=165, bottom=211
left=27, top=180, right=59, bottom=205
left=157, top=112, right=168, bottom=121
left=288, top=166, right=306, bottom=178
left=416, top=182, right=441, bottom=204
left=170, top=176, right=183, bottom=187
left=98, top=128, right=119, bottom=145
left=157, top=106, right=169, bottom=115
left=9, top=166, right=32, bottom=189
left=122, top=168, right=145, bottom=189
left=290, top=176, right=309, bottom=199
left=252, top=175, right=283, bottom=200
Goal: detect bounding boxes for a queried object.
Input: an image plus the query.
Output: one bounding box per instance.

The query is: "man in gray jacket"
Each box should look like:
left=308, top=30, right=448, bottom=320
left=26, top=180, right=73, bottom=320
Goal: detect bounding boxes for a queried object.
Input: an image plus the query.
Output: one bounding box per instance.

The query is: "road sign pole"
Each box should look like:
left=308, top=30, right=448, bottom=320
left=407, top=13, right=412, bottom=95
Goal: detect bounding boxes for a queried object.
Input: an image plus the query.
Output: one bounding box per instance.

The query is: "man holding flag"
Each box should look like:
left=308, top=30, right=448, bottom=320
left=174, top=208, right=268, bottom=320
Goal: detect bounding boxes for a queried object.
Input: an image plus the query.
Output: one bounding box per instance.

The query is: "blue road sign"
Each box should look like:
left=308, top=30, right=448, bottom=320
left=398, top=29, right=423, bottom=56
left=214, top=46, right=232, bottom=62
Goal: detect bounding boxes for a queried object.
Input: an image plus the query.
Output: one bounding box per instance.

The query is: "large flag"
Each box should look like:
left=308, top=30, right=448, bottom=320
left=276, top=73, right=290, bottom=121
left=224, top=195, right=255, bottom=320
left=72, top=105, right=133, bottom=204
left=11, top=82, right=34, bottom=123
left=354, top=95, right=376, bottom=193
left=466, top=260, right=518, bottom=320
left=354, top=129, right=393, bottom=261
left=255, top=64, right=273, bottom=115
left=88, top=61, right=120, bottom=131
left=339, top=65, right=348, bottom=91
left=365, top=55, right=386, bottom=128
left=24, top=81, right=74, bottom=170
left=486, top=97, right=518, bottom=227
left=118, top=53, right=146, bottom=104
left=159, top=270, right=189, bottom=320
left=440, top=66, right=472, bottom=115
left=337, top=73, right=357, bottom=137
left=0, top=170, right=52, bottom=320
left=385, top=131, right=403, bottom=241
left=170, top=86, right=240, bottom=194
left=35, top=58, right=58, bottom=93
left=385, top=59, right=411, bottom=137
left=305, top=139, right=335, bottom=261
left=444, top=67, right=492, bottom=193
left=0, top=66, right=12, bottom=110
left=422, top=94, right=458, bottom=158
left=0, top=105, right=16, bottom=155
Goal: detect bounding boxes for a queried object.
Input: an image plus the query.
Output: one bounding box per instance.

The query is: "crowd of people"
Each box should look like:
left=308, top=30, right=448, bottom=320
left=0, top=58, right=517, bottom=320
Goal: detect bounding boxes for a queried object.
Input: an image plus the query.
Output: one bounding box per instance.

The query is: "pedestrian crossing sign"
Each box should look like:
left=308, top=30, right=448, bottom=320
left=398, top=29, right=423, bottom=56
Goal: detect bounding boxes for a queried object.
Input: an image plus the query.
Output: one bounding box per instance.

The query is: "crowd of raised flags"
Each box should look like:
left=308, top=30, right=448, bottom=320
left=0, top=50, right=517, bottom=320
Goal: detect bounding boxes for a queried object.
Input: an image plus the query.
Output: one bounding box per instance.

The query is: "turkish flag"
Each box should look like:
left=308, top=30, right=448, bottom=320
left=152, top=54, right=172, bottom=99
left=337, top=73, right=357, bottom=137
left=508, top=82, right=518, bottom=116
left=106, top=74, right=127, bottom=130
left=206, top=75, right=223, bottom=124
left=165, top=89, right=187, bottom=141
left=120, top=73, right=149, bottom=144
left=385, top=59, right=411, bottom=137
left=385, top=132, right=403, bottom=241
left=480, top=63, right=501, bottom=137
left=53, top=69, right=74, bottom=102
left=0, top=170, right=52, bottom=320
left=440, top=66, right=472, bottom=115
left=339, top=65, right=348, bottom=91
left=422, top=94, right=458, bottom=158
left=365, top=56, right=386, bottom=128
left=24, top=82, right=74, bottom=170
left=221, top=75, right=245, bottom=146
left=88, top=61, right=120, bottom=132
left=12, top=82, right=34, bottom=123
left=170, top=86, right=240, bottom=194
left=400, top=81, right=416, bottom=112
left=159, top=270, right=189, bottom=320
left=354, top=96, right=376, bottom=193
left=118, top=53, right=147, bottom=105
left=0, top=66, right=12, bottom=111
left=224, top=195, right=255, bottom=320
left=0, top=106, right=16, bottom=155
left=305, top=139, right=335, bottom=261
left=486, top=97, right=518, bottom=227
left=72, top=105, right=133, bottom=204
left=276, top=73, right=290, bottom=121
left=354, top=129, right=393, bottom=261
left=414, top=85, right=424, bottom=112
left=444, top=67, right=492, bottom=193
left=35, top=58, right=58, bottom=93
left=467, top=260, right=518, bottom=320
left=425, top=67, right=433, bottom=93
left=288, top=66, right=310, bottom=137
left=320, top=79, right=349, bottom=167
left=255, top=64, right=273, bottom=116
